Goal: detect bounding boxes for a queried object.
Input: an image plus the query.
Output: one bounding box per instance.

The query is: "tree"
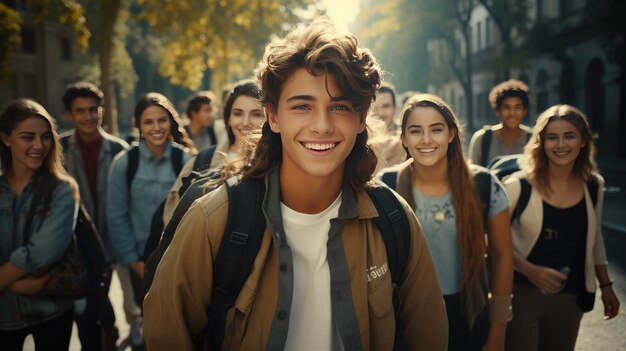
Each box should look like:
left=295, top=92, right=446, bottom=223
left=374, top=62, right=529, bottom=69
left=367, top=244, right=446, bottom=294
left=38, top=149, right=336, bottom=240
left=135, top=0, right=315, bottom=92
left=0, top=0, right=89, bottom=81
left=352, top=0, right=431, bottom=94
left=476, top=0, right=530, bottom=80
left=79, top=0, right=137, bottom=134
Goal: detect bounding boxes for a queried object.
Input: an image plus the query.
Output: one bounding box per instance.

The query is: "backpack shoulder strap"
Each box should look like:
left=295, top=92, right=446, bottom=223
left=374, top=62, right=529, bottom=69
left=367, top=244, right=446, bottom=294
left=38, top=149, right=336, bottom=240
left=207, top=124, right=217, bottom=146
left=200, top=178, right=267, bottom=350
left=380, top=170, right=398, bottom=190
left=480, top=126, right=493, bottom=167
left=366, top=186, right=410, bottom=350
left=472, top=169, right=492, bottom=226
left=126, top=144, right=140, bottom=188
left=144, top=176, right=216, bottom=294
left=511, top=177, right=532, bottom=223
left=192, top=145, right=217, bottom=172
left=109, top=140, right=125, bottom=158
left=171, top=145, right=184, bottom=175
left=587, top=178, right=599, bottom=208
left=59, top=133, right=71, bottom=154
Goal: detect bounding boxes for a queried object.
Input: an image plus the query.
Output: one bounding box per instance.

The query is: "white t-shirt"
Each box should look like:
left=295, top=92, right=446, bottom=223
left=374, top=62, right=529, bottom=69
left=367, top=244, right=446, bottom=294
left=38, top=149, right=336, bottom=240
left=282, top=193, right=344, bottom=351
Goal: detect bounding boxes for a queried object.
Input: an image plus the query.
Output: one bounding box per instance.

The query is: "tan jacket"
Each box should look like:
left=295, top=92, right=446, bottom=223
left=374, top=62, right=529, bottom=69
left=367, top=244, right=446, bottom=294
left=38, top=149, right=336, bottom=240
left=503, top=174, right=607, bottom=293
left=144, top=169, right=448, bottom=350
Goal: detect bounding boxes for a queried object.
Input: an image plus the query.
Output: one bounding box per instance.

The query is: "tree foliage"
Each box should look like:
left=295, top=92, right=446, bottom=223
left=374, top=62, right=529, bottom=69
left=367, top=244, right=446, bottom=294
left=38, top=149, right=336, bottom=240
left=136, top=0, right=315, bottom=91
left=0, top=0, right=90, bottom=81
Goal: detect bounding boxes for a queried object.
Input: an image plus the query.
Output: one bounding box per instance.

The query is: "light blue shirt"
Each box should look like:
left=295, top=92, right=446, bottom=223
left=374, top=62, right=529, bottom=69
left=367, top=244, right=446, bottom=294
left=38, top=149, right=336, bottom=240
left=413, top=174, right=509, bottom=295
left=107, top=142, right=191, bottom=266
left=0, top=177, right=78, bottom=329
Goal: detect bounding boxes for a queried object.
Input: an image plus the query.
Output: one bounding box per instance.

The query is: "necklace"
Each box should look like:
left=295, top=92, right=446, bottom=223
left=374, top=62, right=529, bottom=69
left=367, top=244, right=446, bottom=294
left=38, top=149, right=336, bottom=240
left=434, top=211, right=445, bottom=222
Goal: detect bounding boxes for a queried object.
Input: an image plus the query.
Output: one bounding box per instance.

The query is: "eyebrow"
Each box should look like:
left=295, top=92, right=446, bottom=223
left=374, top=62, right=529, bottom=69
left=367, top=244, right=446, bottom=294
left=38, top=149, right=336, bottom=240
left=407, top=122, right=446, bottom=128
left=285, top=95, right=349, bottom=103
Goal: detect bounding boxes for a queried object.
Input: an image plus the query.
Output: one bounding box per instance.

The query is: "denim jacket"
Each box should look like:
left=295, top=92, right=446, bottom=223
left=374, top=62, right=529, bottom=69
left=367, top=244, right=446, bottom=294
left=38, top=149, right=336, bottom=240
left=0, top=177, right=78, bottom=330
left=60, top=128, right=128, bottom=260
left=107, top=141, right=191, bottom=266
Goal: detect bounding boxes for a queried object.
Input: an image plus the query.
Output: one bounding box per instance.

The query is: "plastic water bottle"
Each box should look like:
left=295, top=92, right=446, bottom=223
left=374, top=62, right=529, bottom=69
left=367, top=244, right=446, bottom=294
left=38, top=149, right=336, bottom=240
left=539, top=266, right=570, bottom=294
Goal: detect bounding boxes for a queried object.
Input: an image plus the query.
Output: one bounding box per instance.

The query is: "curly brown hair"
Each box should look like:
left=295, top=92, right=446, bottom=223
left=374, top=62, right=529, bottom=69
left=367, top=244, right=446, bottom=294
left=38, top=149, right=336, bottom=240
left=488, top=79, right=529, bottom=111
left=242, top=17, right=382, bottom=190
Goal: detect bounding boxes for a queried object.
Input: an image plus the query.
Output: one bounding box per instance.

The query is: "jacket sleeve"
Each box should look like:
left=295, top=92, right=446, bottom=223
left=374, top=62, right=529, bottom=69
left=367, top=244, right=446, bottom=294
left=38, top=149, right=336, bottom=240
left=398, top=198, right=448, bottom=350
left=11, top=182, right=78, bottom=272
left=106, top=152, right=139, bottom=265
left=592, top=175, right=608, bottom=265
left=144, top=187, right=228, bottom=351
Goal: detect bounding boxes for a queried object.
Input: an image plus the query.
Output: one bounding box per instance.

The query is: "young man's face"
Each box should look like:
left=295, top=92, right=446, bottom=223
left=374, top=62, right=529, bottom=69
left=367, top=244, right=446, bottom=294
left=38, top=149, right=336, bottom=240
left=190, top=102, right=213, bottom=127
left=372, top=91, right=396, bottom=131
left=67, top=96, right=102, bottom=138
left=267, top=68, right=365, bottom=182
left=497, top=96, right=526, bottom=130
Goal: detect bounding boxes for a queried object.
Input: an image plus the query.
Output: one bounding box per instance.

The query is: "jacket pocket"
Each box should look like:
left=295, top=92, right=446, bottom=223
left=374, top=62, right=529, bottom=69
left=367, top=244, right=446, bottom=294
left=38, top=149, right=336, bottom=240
left=368, top=274, right=393, bottom=318
left=224, top=284, right=256, bottom=347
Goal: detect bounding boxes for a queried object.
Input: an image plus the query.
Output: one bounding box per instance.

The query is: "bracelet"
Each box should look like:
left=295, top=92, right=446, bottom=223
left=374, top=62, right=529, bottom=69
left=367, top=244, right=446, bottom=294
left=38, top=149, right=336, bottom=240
left=599, top=282, right=613, bottom=289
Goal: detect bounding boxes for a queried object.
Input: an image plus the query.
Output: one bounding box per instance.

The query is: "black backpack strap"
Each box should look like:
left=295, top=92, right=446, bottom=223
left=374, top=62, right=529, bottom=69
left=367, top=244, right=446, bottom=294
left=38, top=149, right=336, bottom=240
left=126, top=144, right=139, bottom=190
left=60, top=134, right=70, bottom=153
left=480, top=127, right=492, bottom=167
left=587, top=178, right=599, bottom=208
left=171, top=145, right=184, bottom=176
left=511, top=177, right=532, bottom=223
left=192, top=145, right=217, bottom=172
left=198, top=178, right=267, bottom=350
left=473, top=170, right=492, bottom=226
left=207, top=124, right=217, bottom=146
left=365, top=186, right=410, bottom=350
left=144, top=177, right=216, bottom=294
left=109, top=140, right=125, bottom=157
left=380, top=170, right=398, bottom=190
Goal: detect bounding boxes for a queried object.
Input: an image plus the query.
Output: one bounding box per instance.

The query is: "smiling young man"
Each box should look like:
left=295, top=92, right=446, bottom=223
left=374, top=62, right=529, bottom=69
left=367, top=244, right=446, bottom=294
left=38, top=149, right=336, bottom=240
left=468, top=79, right=533, bottom=167
left=144, top=18, right=447, bottom=351
left=60, top=82, right=128, bottom=350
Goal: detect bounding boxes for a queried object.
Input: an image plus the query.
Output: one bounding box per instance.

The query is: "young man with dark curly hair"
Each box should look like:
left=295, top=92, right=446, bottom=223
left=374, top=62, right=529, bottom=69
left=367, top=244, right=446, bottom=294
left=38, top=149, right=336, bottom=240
left=468, top=79, right=533, bottom=167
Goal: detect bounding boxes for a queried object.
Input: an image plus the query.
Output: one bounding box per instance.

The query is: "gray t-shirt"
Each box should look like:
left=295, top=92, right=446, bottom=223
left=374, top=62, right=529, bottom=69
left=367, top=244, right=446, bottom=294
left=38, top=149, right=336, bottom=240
left=468, top=126, right=531, bottom=167
left=412, top=175, right=509, bottom=295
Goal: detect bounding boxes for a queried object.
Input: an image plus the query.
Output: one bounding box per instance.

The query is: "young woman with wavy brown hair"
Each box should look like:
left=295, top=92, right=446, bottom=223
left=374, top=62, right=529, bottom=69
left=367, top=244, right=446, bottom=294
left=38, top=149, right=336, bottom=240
left=504, top=104, right=620, bottom=351
left=0, top=99, right=79, bottom=350
left=378, top=93, right=513, bottom=351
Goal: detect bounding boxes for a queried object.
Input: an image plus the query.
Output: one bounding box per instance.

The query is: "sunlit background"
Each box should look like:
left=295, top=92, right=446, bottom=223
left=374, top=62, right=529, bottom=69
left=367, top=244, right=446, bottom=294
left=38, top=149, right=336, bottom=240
left=0, top=0, right=623, bottom=157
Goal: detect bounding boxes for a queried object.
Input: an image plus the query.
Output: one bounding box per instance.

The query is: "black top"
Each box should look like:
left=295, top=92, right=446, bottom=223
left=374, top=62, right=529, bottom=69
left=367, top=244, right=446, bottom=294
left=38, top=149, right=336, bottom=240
left=515, top=197, right=587, bottom=293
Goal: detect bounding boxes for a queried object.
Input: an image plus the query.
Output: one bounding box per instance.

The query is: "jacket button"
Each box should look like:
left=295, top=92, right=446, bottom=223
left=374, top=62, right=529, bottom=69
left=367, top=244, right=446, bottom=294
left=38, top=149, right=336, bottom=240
left=277, top=311, right=286, bottom=320
left=279, top=263, right=287, bottom=272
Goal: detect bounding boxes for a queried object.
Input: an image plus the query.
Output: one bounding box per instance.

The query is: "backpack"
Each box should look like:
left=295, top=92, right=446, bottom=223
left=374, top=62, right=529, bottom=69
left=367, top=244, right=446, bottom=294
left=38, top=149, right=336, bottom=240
left=185, top=124, right=217, bottom=146
left=142, top=145, right=217, bottom=261
left=488, top=153, right=524, bottom=182
left=24, top=182, right=111, bottom=301
left=479, top=126, right=531, bottom=167
left=145, top=175, right=412, bottom=351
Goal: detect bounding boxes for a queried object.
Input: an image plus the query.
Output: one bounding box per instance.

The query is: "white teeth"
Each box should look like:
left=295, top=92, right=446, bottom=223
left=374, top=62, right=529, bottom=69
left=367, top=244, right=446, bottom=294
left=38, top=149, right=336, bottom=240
left=419, top=148, right=436, bottom=153
left=304, top=143, right=336, bottom=151
left=27, top=153, right=43, bottom=158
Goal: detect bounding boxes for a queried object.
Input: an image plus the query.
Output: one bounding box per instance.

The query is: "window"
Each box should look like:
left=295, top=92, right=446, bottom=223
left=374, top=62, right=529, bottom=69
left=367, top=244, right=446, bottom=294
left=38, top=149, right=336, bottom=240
left=21, top=28, right=36, bottom=54
left=61, top=38, right=72, bottom=61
